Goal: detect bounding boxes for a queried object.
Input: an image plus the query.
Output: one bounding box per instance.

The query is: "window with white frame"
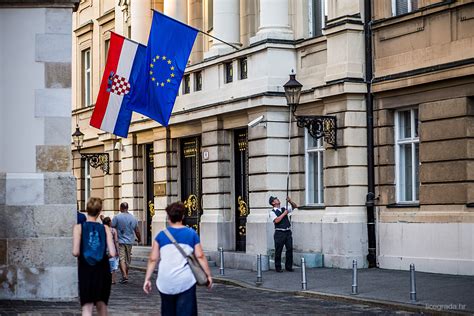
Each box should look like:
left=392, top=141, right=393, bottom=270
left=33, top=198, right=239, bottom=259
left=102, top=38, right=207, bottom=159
left=309, top=0, right=328, bottom=37
left=392, top=0, right=418, bottom=16
left=84, top=160, right=91, bottom=204
left=395, top=108, right=420, bottom=203
left=82, top=49, right=92, bottom=107
left=305, top=131, right=324, bottom=204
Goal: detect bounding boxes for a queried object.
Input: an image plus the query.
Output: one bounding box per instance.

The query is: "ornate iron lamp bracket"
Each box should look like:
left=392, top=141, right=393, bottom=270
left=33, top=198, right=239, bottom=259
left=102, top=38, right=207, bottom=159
left=81, top=153, right=110, bottom=174
left=296, top=115, right=338, bottom=149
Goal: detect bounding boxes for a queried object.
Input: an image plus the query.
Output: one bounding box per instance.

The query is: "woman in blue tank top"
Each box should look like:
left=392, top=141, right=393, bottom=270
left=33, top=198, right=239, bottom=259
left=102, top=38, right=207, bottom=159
left=143, top=202, right=213, bottom=316
left=72, top=198, right=116, bottom=316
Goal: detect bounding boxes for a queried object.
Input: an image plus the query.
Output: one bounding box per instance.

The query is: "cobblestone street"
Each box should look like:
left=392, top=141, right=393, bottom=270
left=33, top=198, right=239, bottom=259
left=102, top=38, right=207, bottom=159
left=0, top=270, right=421, bottom=315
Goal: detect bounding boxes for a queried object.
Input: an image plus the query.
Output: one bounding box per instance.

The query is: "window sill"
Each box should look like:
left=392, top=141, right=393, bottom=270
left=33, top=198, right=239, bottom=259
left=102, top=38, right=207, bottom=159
left=467, top=203, right=474, bottom=208
left=298, top=205, right=325, bottom=210
left=386, top=203, right=420, bottom=208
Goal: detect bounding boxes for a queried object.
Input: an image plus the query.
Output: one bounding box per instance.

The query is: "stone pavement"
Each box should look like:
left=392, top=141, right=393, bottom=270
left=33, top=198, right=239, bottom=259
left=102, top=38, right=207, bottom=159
left=0, top=270, right=425, bottom=315
left=209, top=265, right=474, bottom=315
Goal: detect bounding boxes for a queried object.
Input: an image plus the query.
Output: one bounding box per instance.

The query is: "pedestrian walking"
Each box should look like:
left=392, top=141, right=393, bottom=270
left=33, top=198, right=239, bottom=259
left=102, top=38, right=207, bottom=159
left=77, top=210, right=86, bottom=224
left=269, top=196, right=298, bottom=272
left=143, top=202, right=213, bottom=316
left=76, top=201, right=87, bottom=224
left=102, top=216, right=120, bottom=284
left=112, top=202, right=141, bottom=284
left=72, top=197, right=116, bottom=316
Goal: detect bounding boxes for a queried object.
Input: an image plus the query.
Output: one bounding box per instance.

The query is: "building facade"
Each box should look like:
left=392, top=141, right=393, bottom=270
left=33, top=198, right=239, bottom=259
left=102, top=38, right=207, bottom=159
left=0, top=0, right=79, bottom=300
left=71, top=0, right=473, bottom=274
left=372, top=0, right=474, bottom=275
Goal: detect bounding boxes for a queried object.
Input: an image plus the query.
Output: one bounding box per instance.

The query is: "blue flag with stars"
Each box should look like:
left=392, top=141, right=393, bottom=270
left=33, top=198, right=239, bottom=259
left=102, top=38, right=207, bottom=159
left=128, top=10, right=198, bottom=126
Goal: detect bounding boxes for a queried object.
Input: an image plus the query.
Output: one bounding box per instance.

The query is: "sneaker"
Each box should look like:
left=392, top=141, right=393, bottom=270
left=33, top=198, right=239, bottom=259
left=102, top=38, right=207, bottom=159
left=286, top=268, right=294, bottom=272
left=119, top=278, right=128, bottom=284
left=275, top=269, right=283, bottom=273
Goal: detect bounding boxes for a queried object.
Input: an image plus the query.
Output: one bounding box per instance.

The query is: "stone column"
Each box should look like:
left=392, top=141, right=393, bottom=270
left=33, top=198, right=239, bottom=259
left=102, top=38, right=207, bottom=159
left=199, top=118, right=233, bottom=251
left=120, top=135, right=142, bottom=217
left=188, top=0, right=203, bottom=64
left=205, top=0, right=240, bottom=58
left=0, top=2, right=78, bottom=300
left=164, top=0, right=187, bottom=23
left=250, top=0, right=293, bottom=44
left=152, top=127, right=176, bottom=236
left=131, top=0, right=152, bottom=44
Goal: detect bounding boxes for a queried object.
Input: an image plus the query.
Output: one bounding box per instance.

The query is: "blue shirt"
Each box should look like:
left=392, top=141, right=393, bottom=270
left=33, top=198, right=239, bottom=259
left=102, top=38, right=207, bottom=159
left=112, top=212, right=138, bottom=244
left=77, top=211, right=86, bottom=224
left=155, top=226, right=200, bottom=294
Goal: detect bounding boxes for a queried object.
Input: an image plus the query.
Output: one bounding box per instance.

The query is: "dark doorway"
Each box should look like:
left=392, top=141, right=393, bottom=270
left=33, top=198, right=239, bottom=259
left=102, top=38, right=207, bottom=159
left=234, top=129, right=249, bottom=251
left=180, top=137, right=202, bottom=234
left=145, top=144, right=154, bottom=245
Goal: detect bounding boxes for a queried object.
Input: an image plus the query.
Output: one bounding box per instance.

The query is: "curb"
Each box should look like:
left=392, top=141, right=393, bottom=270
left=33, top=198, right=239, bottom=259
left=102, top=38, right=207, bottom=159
left=211, top=276, right=470, bottom=316
left=131, top=267, right=470, bottom=315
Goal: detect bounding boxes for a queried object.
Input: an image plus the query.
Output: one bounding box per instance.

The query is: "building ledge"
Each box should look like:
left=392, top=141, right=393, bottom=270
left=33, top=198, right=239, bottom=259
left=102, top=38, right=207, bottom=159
left=386, top=203, right=420, bottom=208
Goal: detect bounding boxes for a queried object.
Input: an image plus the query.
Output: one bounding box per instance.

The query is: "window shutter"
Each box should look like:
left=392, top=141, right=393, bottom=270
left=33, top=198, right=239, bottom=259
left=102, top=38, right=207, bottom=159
left=396, top=0, right=409, bottom=15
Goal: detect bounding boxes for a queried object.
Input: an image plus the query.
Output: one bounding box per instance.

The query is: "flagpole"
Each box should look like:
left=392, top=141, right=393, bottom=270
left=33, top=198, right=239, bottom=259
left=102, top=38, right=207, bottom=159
left=150, top=9, right=240, bottom=51
left=197, top=30, right=241, bottom=51
left=109, top=31, right=146, bottom=47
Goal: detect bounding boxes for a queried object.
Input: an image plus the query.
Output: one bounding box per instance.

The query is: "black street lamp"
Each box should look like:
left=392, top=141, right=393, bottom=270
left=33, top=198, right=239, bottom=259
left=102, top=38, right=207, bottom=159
left=283, top=73, right=338, bottom=149
left=283, top=74, right=303, bottom=109
left=72, top=124, right=110, bottom=174
left=72, top=124, right=84, bottom=150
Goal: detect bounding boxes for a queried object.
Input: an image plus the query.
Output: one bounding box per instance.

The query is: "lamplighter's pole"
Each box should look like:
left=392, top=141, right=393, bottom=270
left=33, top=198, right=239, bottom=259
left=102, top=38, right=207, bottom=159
left=286, top=104, right=292, bottom=208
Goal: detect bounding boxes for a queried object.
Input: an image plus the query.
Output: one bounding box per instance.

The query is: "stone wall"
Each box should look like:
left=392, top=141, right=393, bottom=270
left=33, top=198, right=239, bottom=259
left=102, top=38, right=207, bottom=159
left=0, top=2, right=78, bottom=300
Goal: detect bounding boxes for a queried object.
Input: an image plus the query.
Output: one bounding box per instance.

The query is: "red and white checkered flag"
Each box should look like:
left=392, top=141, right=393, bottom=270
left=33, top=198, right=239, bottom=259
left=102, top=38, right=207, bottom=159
left=106, top=71, right=130, bottom=96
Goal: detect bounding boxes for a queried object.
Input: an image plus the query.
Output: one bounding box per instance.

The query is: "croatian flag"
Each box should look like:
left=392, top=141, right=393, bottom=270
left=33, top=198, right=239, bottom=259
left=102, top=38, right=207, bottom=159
left=90, top=32, right=146, bottom=138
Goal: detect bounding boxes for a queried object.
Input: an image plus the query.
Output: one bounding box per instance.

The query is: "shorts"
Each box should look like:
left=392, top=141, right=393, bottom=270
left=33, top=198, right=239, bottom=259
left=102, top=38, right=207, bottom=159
left=119, top=244, right=133, bottom=268
left=109, top=257, right=119, bottom=272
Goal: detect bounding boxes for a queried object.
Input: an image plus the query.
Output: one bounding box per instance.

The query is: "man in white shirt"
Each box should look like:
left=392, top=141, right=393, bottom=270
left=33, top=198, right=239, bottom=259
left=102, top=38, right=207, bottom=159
left=269, top=196, right=298, bottom=272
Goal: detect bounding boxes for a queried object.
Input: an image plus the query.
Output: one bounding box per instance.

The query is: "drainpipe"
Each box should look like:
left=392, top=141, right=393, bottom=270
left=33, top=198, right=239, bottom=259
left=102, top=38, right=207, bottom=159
left=364, top=0, right=376, bottom=268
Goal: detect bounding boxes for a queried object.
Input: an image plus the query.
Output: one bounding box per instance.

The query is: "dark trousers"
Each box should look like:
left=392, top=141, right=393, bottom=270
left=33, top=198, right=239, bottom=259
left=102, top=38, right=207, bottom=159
left=274, top=230, right=293, bottom=270
left=159, top=284, right=197, bottom=316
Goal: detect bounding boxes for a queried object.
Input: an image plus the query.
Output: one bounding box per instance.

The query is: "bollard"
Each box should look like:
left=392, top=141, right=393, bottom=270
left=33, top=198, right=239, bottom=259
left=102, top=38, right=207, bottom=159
left=256, top=254, right=262, bottom=285
left=218, top=247, right=224, bottom=276
left=351, top=259, right=358, bottom=295
left=410, top=264, right=417, bottom=302
left=301, top=257, right=307, bottom=290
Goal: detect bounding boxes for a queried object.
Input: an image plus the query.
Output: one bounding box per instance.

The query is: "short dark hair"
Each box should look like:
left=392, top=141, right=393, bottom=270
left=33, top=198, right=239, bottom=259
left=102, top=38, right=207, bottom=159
left=102, top=216, right=111, bottom=226
left=120, top=202, right=128, bottom=211
left=86, top=197, right=102, bottom=217
left=165, top=202, right=186, bottom=223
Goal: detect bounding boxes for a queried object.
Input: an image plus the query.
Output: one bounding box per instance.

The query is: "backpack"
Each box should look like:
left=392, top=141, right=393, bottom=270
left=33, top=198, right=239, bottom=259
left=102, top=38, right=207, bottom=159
left=81, top=222, right=106, bottom=266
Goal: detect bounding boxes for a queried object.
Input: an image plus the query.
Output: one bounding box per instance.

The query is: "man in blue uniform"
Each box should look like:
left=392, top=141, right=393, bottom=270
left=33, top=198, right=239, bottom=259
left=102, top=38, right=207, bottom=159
left=269, top=196, right=298, bottom=272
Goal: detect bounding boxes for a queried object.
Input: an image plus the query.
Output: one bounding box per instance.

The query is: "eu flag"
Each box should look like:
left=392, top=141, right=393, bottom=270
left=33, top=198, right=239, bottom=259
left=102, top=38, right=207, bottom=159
left=128, top=10, right=198, bottom=126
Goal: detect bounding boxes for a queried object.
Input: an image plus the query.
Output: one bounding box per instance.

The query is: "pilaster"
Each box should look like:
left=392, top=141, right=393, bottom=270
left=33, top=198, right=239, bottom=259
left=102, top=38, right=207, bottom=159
left=324, top=18, right=365, bottom=82
left=120, top=135, right=141, bottom=217
left=100, top=134, right=120, bottom=216
left=152, top=127, right=176, bottom=237
left=246, top=109, right=292, bottom=255
left=199, top=118, right=233, bottom=251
